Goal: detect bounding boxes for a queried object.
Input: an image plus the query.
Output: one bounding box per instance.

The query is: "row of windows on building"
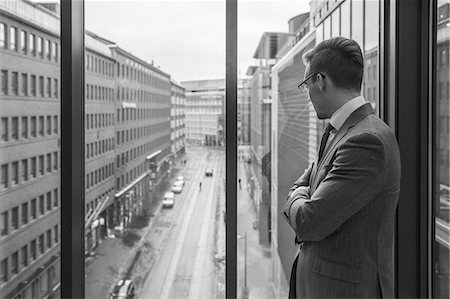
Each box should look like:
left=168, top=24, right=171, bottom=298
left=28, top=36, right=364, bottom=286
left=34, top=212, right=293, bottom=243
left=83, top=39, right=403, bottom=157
left=0, top=152, right=59, bottom=190
left=186, top=108, right=222, bottom=114
left=438, top=116, right=450, bottom=134
left=116, top=162, right=147, bottom=191
left=0, top=225, right=59, bottom=284
left=0, top=23, right=59, bottom=63
left=1, top=189, right=59, bottom=237
left=86, top=113, right=114, bottom=131
left=438, top=81, right=450, bottom=101
left=116, top=62, right=168, bottom=89
left=0, top=70, right=58, bottom=99
left=437, top=47, right=449, bottom=68
left=116, top=107, right=169, bottom=124
left=116, top=123, right=167, bottom=146
left=185, top=100, right=222, bottom=106
left=116, top=141, right=155, bottom=168
left=10, top=264, right=57, bottom=299
left=86, top=54, right=114, bottom=78
left=86, top=84, right=114, bottom=102
left=1, top=115, right=58, bottom=142
left=86, top=163, right=114, bottom=190
left=116, top=88, right=170, bottom=105
left=86, top=138, right=114, bottom=160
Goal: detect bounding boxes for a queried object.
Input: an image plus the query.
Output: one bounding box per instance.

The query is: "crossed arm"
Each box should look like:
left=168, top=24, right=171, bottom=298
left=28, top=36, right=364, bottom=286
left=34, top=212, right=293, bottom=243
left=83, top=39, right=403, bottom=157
left=281, top=133, right=386, bottom=242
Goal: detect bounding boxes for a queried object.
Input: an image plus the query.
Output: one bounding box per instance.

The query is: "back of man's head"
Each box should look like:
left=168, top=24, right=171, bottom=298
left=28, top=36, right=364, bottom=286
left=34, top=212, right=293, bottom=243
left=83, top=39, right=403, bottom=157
left=302, top=37, right=363, bottom=92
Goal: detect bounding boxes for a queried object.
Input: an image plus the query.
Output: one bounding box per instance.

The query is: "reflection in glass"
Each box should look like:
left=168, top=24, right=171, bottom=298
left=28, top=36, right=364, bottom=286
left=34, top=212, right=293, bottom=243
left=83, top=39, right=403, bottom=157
left=340, top=0, right=350, bottom=38
left=435, top=1, right=450, bottom=298
left=351, top=0, right=364, bottom=50
left=363, top=0, right=379, bottom=113
left=0, top=1, right=61, bottom=298
left=331, top=7, right=340, bottom=37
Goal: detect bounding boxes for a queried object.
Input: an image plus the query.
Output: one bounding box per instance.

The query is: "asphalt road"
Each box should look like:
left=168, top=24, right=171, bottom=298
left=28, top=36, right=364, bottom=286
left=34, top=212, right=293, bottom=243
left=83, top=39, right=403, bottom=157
left=138, top=147, right=224, bottom=299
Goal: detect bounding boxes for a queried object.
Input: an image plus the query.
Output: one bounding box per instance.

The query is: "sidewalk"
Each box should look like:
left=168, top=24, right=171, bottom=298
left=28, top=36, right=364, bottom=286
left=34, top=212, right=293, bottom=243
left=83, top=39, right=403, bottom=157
left=237, top=159, right=273, bottom=299
left=85, top=165, right=184, bottom=299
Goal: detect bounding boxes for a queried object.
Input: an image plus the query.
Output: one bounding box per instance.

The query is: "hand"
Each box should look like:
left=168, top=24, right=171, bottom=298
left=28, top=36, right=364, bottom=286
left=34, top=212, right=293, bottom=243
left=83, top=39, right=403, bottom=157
left=289, top=186, right=310, bottom=200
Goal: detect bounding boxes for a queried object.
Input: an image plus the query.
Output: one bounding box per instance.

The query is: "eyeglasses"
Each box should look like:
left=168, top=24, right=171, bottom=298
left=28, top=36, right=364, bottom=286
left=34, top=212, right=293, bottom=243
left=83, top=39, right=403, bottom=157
left=298, top=72, right=323, bottom=93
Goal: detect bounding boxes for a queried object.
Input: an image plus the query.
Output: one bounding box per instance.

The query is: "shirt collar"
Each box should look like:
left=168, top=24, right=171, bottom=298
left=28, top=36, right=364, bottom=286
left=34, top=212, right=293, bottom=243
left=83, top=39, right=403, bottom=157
left=329, top=96, right=366, bottom=131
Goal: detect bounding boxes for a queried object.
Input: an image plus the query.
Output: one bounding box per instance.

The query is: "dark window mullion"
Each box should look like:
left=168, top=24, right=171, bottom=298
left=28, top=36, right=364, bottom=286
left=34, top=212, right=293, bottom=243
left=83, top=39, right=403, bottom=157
left=226, top=0, right=237, bottom=298
left=61, top=0, right=85, bottom=298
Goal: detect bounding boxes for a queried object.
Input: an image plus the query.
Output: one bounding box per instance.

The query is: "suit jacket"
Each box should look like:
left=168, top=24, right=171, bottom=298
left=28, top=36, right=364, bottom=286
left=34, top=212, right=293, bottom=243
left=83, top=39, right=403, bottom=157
left=281, top=103, right=401, bottom=298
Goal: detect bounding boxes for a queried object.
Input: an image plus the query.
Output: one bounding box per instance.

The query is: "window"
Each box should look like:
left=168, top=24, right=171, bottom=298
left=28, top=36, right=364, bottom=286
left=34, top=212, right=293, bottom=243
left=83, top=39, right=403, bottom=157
left=1, top=164, right=8, bottom=189
left=54, top=225, right=58, bottom=243
left=1, top=212, right=8, bottom=236
left=29, top=33, right=35, bottom=54
left=11, top=252, right=18, bottom=275
left=30, top=116, right=36, bottom=137
left=37, top=37, right=43, bottom=57
left=21, top=159, right=28, bottom=182
left=31, top=157, right=36, bottom=178
left=46, top=192, right=52, bottom=211
left=53, top=116, right=58, bottom=134
left=39, top=76, right=44, bottom=97
left=52, top=42, right=57, bottom=61
left=31, top=198, right=36, bottom=220
left=11, top=117, right=18, bottom=140
left=46, top=77, right=51, bottom=97
left=45, top=39, right=50, bottom=60
left=53, top=189, right=58, bottom=207
left=39, top=195, right=44, bottom=215
left=1, top=259, right=8, bottom=283
left=0, top=23, right=5, bottom=48
left=11, top=72, right=18, bottom=95
left=1, top=117, right=7, bottom=141
left=30, top=240, right=36, bottom=261
left=22, top=117, right=28, bottom=138
left=11, top=162, right=18, bottom=185
left=1, top=70, right=7, bottom=95
left=11, top=207, right=18, bottom=230
left=46, top=229, right=52, bottom=248
left=30, top=75, right=36, bottom=96
left=53, top=152, right=58, bottom=170
left=20, top=30, right=26, bottom=52
left=53, top=78, right=58, bottom=98
left=39, top=234, right=44, bottom=254
left=46, top=154, right=51, bottom=173
left=38, top=155, right=44, bottom=175
left=21, top=246, right=28, bottom=267
left=39, top=116, right=44, bottom=136
left=21, top=73, right=27, bottom=96
left=21, top=202, right=28, bottom=225
left=46, top=116, right=51, bottom=135
left=10, top=27, right=17, bottom=50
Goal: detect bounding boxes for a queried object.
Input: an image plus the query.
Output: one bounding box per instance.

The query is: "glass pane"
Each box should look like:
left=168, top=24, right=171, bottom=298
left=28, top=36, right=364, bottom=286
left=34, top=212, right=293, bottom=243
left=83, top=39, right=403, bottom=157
left=340, top=0, right=350, bottom=38
left=351, top=0, right=364, bottom=49
left=84, top=2, right=225, bottom=299
left=0, top=1, right=61, bottom=298
left=364, top=0, right=380, bottom=113
left=435, top=1, right=450, bottom=298
left=238, top=1, right=310, bottom=297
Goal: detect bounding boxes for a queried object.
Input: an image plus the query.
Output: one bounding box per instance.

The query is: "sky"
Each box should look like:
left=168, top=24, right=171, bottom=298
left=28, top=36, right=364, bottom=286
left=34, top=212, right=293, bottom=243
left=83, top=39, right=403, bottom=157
left=85, top=0, right=310, bottom=82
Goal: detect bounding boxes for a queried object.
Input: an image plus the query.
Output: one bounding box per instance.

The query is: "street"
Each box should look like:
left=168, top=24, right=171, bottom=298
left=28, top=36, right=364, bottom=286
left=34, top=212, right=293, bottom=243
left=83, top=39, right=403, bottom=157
left=85, top=145, right=273, bottom=299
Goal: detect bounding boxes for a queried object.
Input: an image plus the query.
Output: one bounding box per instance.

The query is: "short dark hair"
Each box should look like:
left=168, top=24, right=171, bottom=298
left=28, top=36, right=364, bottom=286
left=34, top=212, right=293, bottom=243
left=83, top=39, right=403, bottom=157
left=302, top=37, right=363, bottom=91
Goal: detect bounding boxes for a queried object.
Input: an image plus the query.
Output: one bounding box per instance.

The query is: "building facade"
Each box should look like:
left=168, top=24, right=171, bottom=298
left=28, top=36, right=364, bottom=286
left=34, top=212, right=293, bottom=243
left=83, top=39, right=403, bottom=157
left=237, top=78, right=251, bottom=145
left=0, top=2, right=61, bottom=298
left=181, top=79, right=225, bottom=146
left=170, top=80, right=186, bottom=161
left=0, top=1, right=174, bottom=297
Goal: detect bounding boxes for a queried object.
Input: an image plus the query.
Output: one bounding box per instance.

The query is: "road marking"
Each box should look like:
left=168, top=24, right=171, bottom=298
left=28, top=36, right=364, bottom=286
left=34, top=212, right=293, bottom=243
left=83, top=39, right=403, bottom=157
left=189, top=154, right=219, bottom=299
left=158, top=155, right=208, bottom=299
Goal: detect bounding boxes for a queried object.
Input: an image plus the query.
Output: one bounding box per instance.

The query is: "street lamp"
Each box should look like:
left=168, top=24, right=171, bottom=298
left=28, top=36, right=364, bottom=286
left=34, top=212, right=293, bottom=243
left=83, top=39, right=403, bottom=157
left=237, top=233, right=249, bottom=299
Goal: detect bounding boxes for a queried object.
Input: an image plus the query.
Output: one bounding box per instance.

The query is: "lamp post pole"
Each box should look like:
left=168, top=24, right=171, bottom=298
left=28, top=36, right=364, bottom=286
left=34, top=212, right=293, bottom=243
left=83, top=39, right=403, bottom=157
left=244, top=232, right=247, bottom=288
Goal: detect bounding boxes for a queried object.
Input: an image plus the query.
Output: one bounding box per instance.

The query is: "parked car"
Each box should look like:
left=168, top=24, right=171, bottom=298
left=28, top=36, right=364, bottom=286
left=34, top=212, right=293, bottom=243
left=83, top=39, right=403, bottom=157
left=109, top=279, right=135, bottom=299
left=175, top=176, right=185, bottom=186
left=162, top=192, right=175, bottom=208
left=172, top=181, right=184, bottom=193
left=205, top=168, right=213, bottom=177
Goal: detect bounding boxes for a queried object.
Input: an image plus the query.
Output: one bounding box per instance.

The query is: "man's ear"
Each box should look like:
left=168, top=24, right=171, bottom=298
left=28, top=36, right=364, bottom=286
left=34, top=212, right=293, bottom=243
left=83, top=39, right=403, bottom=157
left=317, top=73, right=326, bottom=90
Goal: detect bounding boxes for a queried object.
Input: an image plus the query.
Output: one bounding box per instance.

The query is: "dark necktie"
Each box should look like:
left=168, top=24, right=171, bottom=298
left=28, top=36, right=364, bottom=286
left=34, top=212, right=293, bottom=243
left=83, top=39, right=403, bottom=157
left=318, top=123, right=334, bottom=161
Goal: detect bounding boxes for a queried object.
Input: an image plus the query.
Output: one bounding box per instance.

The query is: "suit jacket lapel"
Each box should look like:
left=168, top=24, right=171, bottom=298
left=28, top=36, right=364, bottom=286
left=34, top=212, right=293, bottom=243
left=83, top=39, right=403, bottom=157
left=310, top=103, right=375, bottom=188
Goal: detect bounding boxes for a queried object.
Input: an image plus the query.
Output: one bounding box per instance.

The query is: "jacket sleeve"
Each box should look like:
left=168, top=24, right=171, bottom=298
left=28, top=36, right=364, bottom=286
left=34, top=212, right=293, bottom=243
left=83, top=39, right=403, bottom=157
left=292, top=132, right=386, bottom=241
left=287, top=163, right=314, bottom=199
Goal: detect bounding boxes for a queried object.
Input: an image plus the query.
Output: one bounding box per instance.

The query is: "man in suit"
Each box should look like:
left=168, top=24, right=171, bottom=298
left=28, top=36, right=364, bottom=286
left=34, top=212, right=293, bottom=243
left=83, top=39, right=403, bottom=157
left=281, top=37, right=401, bottom=298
